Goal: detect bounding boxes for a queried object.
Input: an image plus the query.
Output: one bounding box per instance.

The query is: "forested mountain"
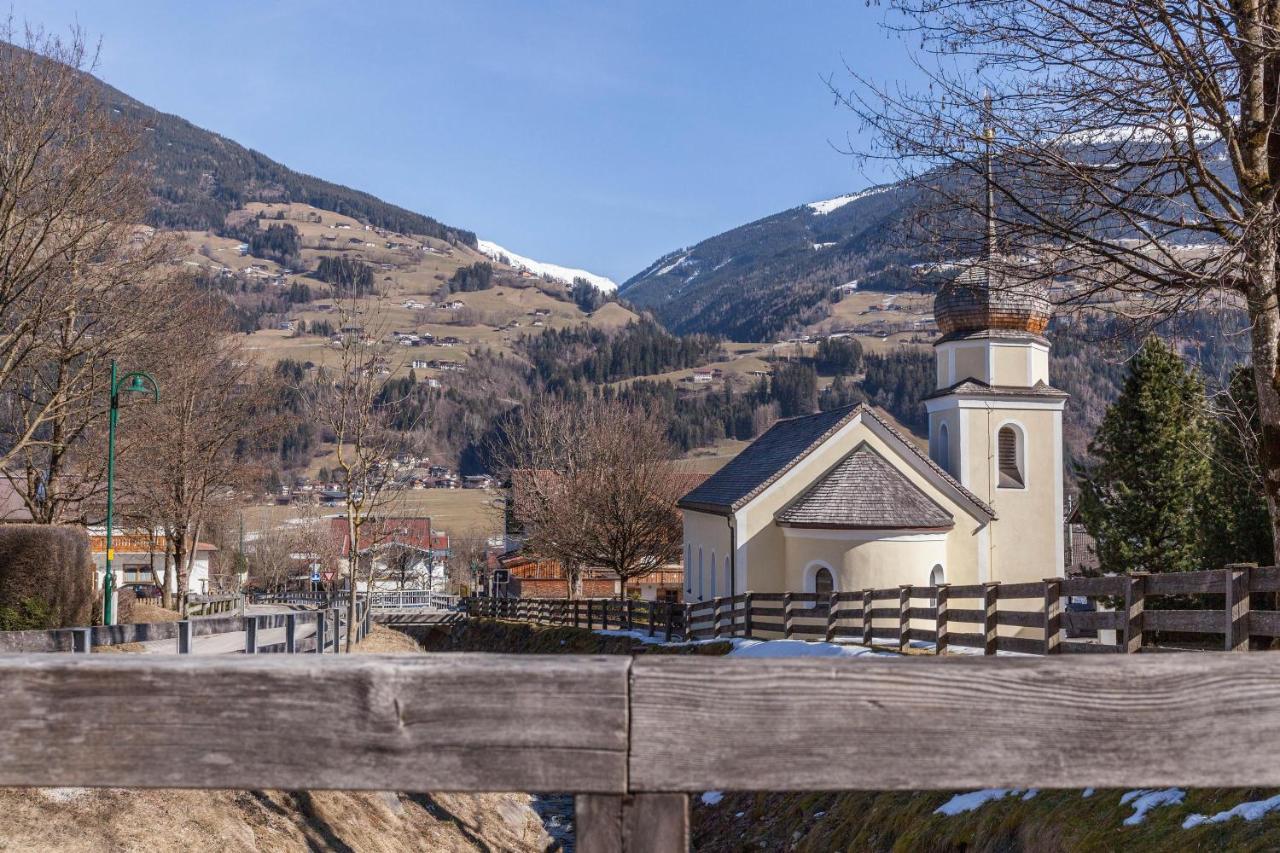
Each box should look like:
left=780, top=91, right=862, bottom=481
left=72, top=62, right=476, bottom=244
left=621, top=184, right=930, bottom=341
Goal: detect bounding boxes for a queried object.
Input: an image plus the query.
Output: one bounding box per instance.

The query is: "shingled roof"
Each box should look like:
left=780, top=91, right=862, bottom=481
left=925, top=377, right=1068, bottom=401
left=775, top=444, right=954, bottom=529
left=677, top=404, right=995, bottom=519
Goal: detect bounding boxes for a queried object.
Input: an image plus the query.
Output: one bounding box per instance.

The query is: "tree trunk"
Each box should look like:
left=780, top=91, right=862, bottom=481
left=160, top=540, right=174, bottom=610
left=345, top=512, right=359, bottom=652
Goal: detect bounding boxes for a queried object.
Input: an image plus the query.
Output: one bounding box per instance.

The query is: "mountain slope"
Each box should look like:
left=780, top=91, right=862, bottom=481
left=621, top=182, right=928, bottom=341
left=85, top=76, right=476, bottom=245
left=476, top=239, right=617, bottom=292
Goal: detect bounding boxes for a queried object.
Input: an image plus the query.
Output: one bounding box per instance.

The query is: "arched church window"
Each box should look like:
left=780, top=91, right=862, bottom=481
left=814, top=567, right=834, bottom=598
left=929, top=564, right=945, bottom=587
left=937, top=423, right=950, bottom=473
left=998, top=426, right=1024, bottom=488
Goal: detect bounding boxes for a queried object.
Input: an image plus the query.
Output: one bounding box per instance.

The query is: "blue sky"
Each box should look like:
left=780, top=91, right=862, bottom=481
left=16, top=1, right=906, bottom=282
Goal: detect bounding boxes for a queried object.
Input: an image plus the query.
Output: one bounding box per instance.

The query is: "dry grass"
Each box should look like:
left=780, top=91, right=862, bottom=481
left=241, top=488, right=503, bottom=539
left=0, top=787, right=551, bottom=852
left=129, top=603, right=181, bottom=623
left=354, top=625, right=423, bottom=654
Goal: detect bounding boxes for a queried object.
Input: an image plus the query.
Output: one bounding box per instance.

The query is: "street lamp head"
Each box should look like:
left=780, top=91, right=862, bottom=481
left=118, top=370, right=160, bottom=402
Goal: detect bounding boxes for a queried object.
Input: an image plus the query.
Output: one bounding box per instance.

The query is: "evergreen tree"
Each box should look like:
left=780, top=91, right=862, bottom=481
left=1079, top=337, right=1211, bottom=574
left=1203, top=367, right=1273, bottom=568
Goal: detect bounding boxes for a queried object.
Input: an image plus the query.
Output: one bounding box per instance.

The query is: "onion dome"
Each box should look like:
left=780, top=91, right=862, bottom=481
left=934, top=261, right=1052, bottom=338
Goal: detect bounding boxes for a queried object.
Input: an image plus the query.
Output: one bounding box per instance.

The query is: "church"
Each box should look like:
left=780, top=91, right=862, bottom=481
left=678, top=260, right=1067, bottom=603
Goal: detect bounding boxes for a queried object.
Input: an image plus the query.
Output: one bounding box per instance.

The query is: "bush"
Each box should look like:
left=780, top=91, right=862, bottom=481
left=0, top=525, right=95, bottom=629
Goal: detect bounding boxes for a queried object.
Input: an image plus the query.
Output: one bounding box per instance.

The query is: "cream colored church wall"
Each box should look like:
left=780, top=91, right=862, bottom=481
left=986, top=408, right=1062, bottom=583
left=681, top=509, right=732, bottom=601
left=781, top=531, right=950, bottom=592
left=732, top=416, right=986, bottom=595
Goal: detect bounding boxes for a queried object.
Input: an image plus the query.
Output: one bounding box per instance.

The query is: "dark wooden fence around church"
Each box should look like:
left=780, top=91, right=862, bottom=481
left=466, top=564, right=1271, bottom=655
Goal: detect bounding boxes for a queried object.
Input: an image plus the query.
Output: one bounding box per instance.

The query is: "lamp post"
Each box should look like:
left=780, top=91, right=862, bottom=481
left=102, top=360, right=160, bottom=626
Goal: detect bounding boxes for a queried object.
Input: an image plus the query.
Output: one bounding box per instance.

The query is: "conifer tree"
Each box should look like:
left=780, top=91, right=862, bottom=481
left=1079, top=338, right=1211, bottom=574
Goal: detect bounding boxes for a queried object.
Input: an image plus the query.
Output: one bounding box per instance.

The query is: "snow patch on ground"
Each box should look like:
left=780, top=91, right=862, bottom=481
left=39, top=788, right=88, bottom=803
left=476, top=239, right=617, bottom=292
left=812, top=242, right=837, bottom=250
left=1183, top=794, right=1280, bottom=829
left=701, top=791, right=724, bottom=806
left=1082, top=788, right=1095, bottom=798
left=727, top=638, right=895, bottom=658
left=806, top=185, right=889, bottom=215
left=935, top=789, right=1019, bottom=816
left=1120, top=789, right=1185, bottom=826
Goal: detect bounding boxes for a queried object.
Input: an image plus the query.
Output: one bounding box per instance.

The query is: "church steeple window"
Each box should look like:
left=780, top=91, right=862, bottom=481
left=997, top=426, right=1024, bottom=488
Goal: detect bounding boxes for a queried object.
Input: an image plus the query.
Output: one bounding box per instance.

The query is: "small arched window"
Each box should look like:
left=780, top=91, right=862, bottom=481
left=929, top=564, right=945, bottom=587
left=814, top=567, right=834, bottom=599
left=937, top=423, right=951, bottom=473
left=998, top=426, right=1024, bottom=489
left=709, top=551, right=717, bottom=598
left=697, top=547, right=704, bottom=599
left=685, top=544, right=692, bottom=593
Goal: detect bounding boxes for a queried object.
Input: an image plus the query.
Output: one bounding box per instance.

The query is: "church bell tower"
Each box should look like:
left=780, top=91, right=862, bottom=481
left=923, top=110, right=1067, bottom=583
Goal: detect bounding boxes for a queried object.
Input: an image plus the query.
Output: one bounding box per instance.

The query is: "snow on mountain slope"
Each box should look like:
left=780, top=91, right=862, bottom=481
left=805, top=185, right=891, bottom=215
left=477, top=239, right=617, bottom=292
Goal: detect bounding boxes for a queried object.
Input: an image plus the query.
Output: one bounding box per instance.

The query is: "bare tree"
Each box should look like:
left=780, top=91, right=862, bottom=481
left=0, top=23, right=181, bottom=513
left=308, top=296, right=412, bottom=648
left=493, top=397, right=685, bottom=596
left=445, top=532, right=492, bottom=595
left=835, top=1, right=1280, bottom=561
left=124, top=293, right=269, bottom=612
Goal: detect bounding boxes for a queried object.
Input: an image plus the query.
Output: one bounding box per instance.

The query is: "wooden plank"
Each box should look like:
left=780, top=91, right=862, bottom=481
left=983, top=584, right=999, bottom=656
left=629, top=654, right=1280, bottom=791
left=898, top=586, right=911, bottom=652
left=783, top=593, right=794, bottom=639
left=945, top=632, right=986, bottom=649
left=996, top=582, right=1045, bottom=600
left=995, top=636, right=1044, bottom=655
left=944, top=608, right=986, bottom=625
left=995, top=610, right=1042, bottom=629
left=0, top=654, right=630, bottom=792
left=862, top=590, right=873, bottom=646
left=1044, top=579, right=1062, bottom=655
left=1145, top=570, right=1223, bottom=596
left=905, top=607, right=938, bottom=621
left=1060, top=641, right=1122, bottom=654
left=1061, top=576, right=1127, bottom=597
left=1249, top=611, right=1280, bottom=637
left=1062, top=610, right=1123, bottom=632
left=943, top=584, right=987, bottom=598
left=935, top=584, right=949, bottom=655
left=1227, top=566, right=1251, bottom=652
left=1143, top=610, right=1224, bottom=634
left=575, top=794, right=689, bottom=853
left=1249, top=566, right=1280, bottom=593
left=870, top=589, right=899, bottom=601
left=1123, top=575, right=1146, bottom=654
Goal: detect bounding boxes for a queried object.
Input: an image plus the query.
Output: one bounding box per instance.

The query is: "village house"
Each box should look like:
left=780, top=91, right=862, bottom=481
left=89, top=529, right=219, bottom=596
left=327, top=516, right=450, bottom=592
left=679, top=251, right=1064, bottom=604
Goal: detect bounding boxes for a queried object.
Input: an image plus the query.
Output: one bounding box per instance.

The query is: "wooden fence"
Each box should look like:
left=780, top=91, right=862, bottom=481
left=0, top=598, right=373, bottom=655
left=466, top=596, right=689, bottom=642
left=469, top=565, right=1278, bottom=655
left=186, top=592, right=242, bottom=617
left=7, top=651, right=1280, bottom=851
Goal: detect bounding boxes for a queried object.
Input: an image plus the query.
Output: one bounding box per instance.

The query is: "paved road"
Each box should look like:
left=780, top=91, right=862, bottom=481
left=132, top=605, right=326, bottom=655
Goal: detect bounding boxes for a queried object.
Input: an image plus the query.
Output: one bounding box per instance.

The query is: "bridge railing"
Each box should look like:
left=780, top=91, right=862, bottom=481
left=367, top=589, right=458, bottom=611
left=2, top=651, right=1278, bottom=850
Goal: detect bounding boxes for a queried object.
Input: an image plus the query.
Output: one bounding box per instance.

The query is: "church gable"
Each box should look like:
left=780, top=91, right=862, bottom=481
left=776, top=444, right=954, bottom=530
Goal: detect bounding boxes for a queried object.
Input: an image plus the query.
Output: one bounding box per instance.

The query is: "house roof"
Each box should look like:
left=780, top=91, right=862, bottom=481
left=776, top=444, right=953, bottom=530
left=677, top=404, right=994, bottom=520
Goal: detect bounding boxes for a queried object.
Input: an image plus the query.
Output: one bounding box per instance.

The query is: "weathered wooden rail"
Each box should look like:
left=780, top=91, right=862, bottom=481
left=5, top=651, right=1280, bottom=851
left=186, top=592, right=243, bottom=617
left=468, top=565, right=1278, bottom=656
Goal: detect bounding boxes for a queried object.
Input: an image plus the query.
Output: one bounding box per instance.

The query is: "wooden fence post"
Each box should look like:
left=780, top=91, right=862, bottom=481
left=826, top=591, right=839, bottom=642
left=178, top=620, right=193, bottom=655
left=1226, top=564, right=1252, bottom=652
left=647, top=601, right=656, bottom=638
left=315, top=611, right=326, bottom=653
left=682, top=603, right=692, bottom=641
left=1043, top=578, right=1062, bottom=655
left=782, top=592, right=794, bottom=639
left=71, top=628, right=91, bottom=654
left=586, top=599, right=594, bottom=632
left=713, top=597, right=723, bottom=639
left=243, top=617, right=258, bottom=655
left=664, top=602, right=674, bottom=643
left=743, top=591, right=754, bottom=639
left=935, top=584, right=949, bottom=655
left=331, top=610, right=341, bottom=655
left=1123, top=574, right=1146, bottom=653
left=898, top=585, right=911, bottom=652
left=983, top=582, right=999, bottom=656
left=626, top=599, right=635, bottom=632
left=862, top=589, right=873, bottom=646
left=575, top=793, right=689, bottom=853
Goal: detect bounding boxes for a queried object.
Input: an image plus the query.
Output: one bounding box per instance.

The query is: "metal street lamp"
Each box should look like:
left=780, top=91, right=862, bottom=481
left=102, top=360, right=159, bottom=626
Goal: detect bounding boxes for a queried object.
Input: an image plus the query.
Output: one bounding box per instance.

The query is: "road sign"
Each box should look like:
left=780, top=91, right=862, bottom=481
left=493, top=569, right=509, bottom=585
left=322, top=571, right=335, bottom=582
left=310, top=572, right=321, bottom=583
